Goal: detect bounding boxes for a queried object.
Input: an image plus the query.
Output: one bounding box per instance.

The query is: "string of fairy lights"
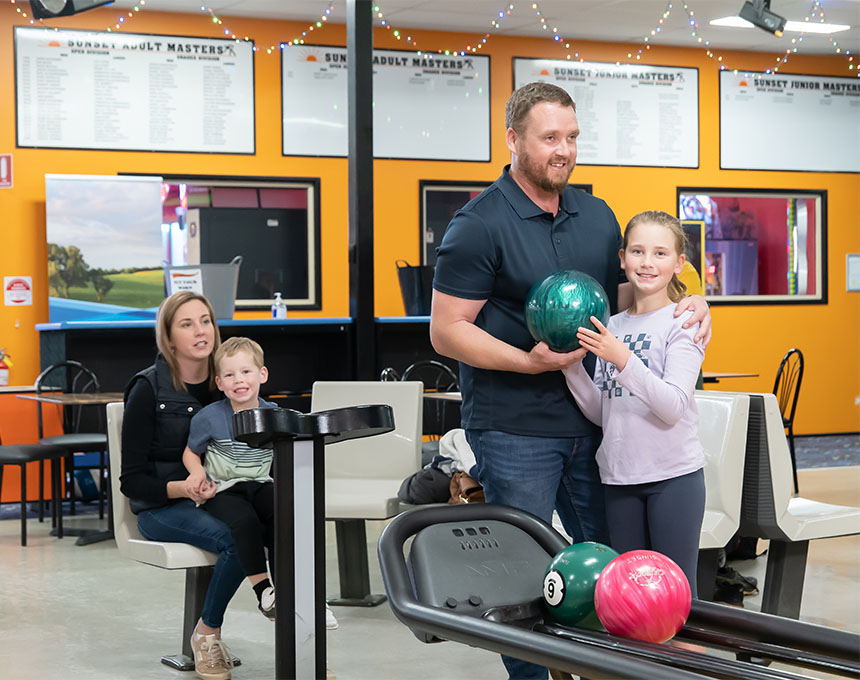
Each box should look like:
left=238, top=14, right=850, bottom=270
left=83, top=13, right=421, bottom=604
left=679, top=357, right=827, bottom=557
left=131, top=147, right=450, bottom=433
left=4, top=0, right=855, bottom=76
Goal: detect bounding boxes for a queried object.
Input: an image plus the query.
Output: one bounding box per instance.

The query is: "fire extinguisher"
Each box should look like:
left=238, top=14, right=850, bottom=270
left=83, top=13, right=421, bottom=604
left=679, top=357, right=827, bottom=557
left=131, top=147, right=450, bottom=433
left=0, top=348, right=11, bottom=387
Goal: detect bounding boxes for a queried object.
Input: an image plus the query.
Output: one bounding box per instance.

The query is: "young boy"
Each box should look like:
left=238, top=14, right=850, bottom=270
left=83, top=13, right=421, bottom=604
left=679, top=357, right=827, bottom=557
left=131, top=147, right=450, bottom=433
left=184, top=336, right=340, bottom=628
left=183, top=336, right=281, bottom=620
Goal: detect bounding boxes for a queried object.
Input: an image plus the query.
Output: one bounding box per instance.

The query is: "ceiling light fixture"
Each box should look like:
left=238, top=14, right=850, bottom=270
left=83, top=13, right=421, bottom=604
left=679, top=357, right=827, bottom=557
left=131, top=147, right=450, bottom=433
left=29, top=0, right=113, bottom=19
left=710, top=15, right=850, bottom=34
left=737, top=0, right=787, bottom=37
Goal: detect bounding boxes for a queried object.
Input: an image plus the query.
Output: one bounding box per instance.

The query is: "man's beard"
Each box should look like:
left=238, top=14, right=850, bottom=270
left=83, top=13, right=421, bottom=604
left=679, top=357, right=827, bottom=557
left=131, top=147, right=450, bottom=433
left=518, top=150, right=574, bottom=194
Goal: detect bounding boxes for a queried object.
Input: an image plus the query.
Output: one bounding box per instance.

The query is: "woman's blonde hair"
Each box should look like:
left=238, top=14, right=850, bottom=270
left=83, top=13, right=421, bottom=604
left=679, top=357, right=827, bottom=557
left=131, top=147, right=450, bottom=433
left=155, top=291, right=221, bottom=390
left=623, top=210, right=689, bottom=303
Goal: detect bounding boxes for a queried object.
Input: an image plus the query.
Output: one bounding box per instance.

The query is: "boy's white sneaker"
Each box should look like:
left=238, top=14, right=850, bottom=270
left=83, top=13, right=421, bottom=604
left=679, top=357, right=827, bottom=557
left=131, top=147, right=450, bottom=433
left=325, top=604, right=339, bottom=630
left=259, top=586, right=276, bottom=620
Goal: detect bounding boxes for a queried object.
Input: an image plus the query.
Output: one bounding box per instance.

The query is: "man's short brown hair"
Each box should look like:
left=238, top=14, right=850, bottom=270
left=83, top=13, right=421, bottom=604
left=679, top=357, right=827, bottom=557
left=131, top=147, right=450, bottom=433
left=214, top=336, right=265, bottom=373
left=505, top=81, right=576, bottom=134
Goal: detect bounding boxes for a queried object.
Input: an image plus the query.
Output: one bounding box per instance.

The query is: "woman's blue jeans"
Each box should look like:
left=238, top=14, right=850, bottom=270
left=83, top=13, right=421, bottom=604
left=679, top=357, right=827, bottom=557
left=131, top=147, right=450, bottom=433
left=466, top=430, right=607, bottom=680
left=137, top=499, right=245, bottom=629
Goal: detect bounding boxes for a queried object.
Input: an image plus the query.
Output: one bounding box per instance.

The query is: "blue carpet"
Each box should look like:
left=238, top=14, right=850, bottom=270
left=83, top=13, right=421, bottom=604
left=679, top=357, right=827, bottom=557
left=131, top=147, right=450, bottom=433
left=795, top=433, right=860, bottom=469
left=0, top=500, right=103, bottom=521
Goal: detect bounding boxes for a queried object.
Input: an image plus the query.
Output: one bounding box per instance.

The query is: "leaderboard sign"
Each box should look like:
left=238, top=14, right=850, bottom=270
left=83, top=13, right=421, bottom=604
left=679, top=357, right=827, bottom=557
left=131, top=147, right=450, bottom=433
left=514, top=57, right=699, bottom=168
left=720, top=71, right=859, bottom=173
left=14, top=27, right=255, bottom=154
left=282, top=46, right=491, bottom=161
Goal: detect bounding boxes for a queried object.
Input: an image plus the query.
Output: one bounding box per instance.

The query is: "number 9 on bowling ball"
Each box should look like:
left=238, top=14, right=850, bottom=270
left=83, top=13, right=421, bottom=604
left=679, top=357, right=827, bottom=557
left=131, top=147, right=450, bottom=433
left=542, top=541, right=618, bottom=628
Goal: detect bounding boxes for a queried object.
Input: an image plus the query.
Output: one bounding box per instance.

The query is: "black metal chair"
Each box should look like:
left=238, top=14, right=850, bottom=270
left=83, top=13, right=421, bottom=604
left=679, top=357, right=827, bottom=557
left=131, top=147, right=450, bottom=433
left=0, top=433, right=67, bottom=546
left=401, top=360, right=460, bottom=440
left=772, top=348, right=804, bottom=495
left=379, top=366, right=401, bottom=382
left=35, top=361, right=108, bottom=521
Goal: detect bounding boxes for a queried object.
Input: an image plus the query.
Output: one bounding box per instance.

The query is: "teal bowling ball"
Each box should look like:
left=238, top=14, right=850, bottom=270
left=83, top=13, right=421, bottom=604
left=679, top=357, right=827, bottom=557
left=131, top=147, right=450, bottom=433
left=525, top=270, right=610, bottom=352
left=543, top=542, right=619, bottom=628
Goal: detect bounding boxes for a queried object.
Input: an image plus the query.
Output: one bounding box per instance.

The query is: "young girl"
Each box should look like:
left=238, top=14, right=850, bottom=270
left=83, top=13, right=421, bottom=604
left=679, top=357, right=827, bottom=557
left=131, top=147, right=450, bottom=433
left=563, top=210, right=706, bottom=596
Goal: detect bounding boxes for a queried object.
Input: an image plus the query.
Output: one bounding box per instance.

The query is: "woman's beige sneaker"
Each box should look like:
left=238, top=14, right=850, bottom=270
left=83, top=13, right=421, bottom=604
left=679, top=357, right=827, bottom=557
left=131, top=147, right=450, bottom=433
left=190, top=632, right=234, bottom=680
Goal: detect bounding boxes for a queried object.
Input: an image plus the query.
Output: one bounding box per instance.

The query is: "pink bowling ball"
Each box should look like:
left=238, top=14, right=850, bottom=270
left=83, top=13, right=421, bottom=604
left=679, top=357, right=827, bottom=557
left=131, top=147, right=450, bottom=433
left=594, top=550, right=691, bottom=643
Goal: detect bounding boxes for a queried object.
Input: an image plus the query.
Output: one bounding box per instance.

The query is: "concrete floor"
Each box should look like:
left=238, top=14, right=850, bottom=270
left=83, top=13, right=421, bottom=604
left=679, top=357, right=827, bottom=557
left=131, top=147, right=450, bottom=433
left=0, top=465, right=857, bottom=680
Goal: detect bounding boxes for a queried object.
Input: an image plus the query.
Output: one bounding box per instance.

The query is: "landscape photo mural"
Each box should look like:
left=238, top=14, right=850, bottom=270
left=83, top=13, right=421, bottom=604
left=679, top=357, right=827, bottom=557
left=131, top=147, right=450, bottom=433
left=45, top=174, right=164, bottom=322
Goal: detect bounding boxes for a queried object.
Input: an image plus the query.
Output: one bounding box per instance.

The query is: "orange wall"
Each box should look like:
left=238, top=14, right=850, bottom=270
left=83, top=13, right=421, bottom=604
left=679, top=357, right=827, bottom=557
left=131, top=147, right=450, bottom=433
left=0, top=5, right=858, bottom=435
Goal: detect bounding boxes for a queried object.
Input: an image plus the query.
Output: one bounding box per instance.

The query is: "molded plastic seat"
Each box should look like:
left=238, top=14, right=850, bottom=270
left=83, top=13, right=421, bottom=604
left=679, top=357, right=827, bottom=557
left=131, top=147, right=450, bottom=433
left=106, top=402, right=238, bottom=671
left=311, top=380, right=423, bottom=605
left=739, top=393, right=860, bottom=617
left=312, top=381, right=423, bottom=520
left=694, top=391, right=750, bottom=549
left=325, top=479, right=407, bottom=520
left=107, top=403, right=216, bottom=570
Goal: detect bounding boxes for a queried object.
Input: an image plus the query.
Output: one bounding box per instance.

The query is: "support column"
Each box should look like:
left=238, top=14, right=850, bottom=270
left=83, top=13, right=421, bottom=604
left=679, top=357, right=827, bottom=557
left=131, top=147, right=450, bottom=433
left=347, top=0, right=376, bottom=381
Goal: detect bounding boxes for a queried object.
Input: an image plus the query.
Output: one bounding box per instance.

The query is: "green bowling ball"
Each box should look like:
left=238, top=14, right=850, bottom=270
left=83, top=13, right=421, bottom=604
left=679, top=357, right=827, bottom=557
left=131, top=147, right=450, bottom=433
left=525, top=270, right=610, bottom=352
left=543, top=542, right=619, bottom=628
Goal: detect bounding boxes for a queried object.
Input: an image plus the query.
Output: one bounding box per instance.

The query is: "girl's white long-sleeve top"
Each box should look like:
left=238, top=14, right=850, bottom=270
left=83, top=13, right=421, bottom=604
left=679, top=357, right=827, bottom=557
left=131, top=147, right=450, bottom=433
left=563, top=304, right=705, bottom=485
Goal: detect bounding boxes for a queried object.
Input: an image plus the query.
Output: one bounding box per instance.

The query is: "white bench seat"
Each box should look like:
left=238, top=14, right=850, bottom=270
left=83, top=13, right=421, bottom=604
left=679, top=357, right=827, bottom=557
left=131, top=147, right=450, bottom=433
left=312, top=381, right=423, bottom=606
left=695, top=391, right=750, bottom=551
left=739, top=393, right=860, bottom=618
left=783, top=497, right=860, bottom=541
left=325, top=479, right=405, bottom=520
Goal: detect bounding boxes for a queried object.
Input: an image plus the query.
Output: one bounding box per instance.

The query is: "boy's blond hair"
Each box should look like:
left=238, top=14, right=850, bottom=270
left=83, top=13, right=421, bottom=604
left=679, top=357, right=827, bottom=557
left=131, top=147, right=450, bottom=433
left=214, top=336, right=265, bottom=373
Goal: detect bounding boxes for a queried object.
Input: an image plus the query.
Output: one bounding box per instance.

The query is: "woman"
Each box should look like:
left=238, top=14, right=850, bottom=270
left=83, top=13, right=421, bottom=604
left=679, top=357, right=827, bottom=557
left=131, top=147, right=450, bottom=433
left=121, top=291, right=242, bottom=680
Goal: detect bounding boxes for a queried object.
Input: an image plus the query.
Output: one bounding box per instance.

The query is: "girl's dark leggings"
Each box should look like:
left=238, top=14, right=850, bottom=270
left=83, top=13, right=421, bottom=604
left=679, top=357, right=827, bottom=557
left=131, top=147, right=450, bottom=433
left=604, top=468, right=706, bottom=597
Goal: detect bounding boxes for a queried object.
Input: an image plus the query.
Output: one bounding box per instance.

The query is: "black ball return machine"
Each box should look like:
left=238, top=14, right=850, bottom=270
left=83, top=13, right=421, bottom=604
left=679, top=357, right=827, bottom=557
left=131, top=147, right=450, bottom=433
left=378, top=503, right=860, bottom=680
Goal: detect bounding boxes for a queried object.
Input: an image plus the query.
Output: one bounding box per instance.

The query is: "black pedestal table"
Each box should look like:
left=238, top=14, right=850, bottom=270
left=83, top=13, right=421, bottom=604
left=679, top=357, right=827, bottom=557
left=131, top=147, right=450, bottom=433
left=233, top=405, right=394, bottom=680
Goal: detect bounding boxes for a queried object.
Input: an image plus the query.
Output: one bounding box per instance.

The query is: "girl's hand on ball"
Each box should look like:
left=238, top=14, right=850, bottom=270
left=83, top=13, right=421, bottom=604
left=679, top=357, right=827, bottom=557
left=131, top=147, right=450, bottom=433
left=577, top=317, right=631, bottom=370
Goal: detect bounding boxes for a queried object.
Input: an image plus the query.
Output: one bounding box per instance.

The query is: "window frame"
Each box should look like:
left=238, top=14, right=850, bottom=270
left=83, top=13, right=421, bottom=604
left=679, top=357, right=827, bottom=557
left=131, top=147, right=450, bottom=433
left=676, top=186, right=828, bottom=306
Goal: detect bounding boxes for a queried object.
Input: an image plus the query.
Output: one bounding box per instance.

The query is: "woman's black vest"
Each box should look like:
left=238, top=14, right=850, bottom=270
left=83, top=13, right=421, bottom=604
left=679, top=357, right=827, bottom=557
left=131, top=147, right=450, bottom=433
left=123, top=357, right=208, bottom=512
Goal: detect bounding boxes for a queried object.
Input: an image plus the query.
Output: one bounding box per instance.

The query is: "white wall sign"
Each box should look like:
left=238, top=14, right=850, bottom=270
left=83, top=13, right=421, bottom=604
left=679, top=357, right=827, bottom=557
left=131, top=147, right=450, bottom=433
left=4, top=276, right=33, bottom=306
left=513, top=58, right=699, bottom=168
left=0, top=154, right=12, bottom=188
left=848, top=254, right=860, bottom=292
left=167, top=269, right=203, bottom=295
left=720, top=71, right=860, bottom=172
left=282, top=46, right=491, bottom=160
left=15, top=27, right=255, bottom=154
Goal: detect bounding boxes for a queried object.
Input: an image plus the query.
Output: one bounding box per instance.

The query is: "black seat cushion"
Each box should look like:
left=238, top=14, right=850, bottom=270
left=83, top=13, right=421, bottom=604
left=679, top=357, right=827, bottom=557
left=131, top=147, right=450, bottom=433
left=39, top=433, right=107, bottom=451
left=0, top=444, right=68, bottom=463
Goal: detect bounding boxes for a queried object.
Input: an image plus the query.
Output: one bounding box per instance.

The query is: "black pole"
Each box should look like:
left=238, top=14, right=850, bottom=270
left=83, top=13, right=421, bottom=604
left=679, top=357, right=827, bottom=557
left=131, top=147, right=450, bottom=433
left=347, top=0, right=376, bottom=381
left=233, top=406, right=394, bottom=680
left=273, top=440, right=297, bottom=679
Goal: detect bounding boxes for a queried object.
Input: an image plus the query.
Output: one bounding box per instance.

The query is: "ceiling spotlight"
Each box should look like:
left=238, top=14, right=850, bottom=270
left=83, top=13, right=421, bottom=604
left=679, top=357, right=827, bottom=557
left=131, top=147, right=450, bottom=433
left=738, top=0, right=787, bottom=37
left=29, top=0, right=113, bottom=19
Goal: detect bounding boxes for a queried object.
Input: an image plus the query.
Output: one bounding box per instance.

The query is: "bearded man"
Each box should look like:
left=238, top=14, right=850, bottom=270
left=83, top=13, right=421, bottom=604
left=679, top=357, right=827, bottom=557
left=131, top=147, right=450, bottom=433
left=430, top=80, right=712, bottom=680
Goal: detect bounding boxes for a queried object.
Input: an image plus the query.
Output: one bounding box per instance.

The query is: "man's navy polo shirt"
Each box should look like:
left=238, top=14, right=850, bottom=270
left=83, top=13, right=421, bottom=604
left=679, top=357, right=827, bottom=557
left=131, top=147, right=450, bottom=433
left=434, top=166, right=626, bottom=437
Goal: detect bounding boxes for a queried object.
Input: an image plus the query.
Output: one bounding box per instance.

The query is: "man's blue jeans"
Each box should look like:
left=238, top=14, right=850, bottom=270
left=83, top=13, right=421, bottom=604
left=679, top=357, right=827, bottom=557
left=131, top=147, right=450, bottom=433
left=138, top=499, right=245, bottom=629
left=466, top=430, right=607, bottom=680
